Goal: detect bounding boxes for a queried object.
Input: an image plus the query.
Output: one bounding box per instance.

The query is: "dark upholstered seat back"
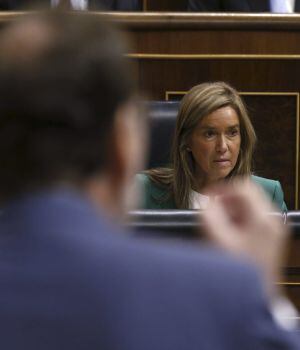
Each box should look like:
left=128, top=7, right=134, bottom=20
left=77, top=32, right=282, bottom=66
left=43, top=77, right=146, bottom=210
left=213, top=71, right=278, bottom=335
left=127, top=210, right=202, bottom=239
left=287, top=211, right=300, bottom=236
left=146, top=101, right=179, bottom=169
left=127, top=210, right=285, bottom=239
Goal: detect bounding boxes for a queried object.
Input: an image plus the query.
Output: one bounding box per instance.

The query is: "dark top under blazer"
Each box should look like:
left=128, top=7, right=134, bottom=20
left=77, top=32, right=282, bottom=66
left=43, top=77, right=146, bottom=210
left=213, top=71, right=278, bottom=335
left=188, top=0, right=300, bottom=12
left=136, top=174, right=288, bottom=212
left=0, top=189, right=298, bottom=349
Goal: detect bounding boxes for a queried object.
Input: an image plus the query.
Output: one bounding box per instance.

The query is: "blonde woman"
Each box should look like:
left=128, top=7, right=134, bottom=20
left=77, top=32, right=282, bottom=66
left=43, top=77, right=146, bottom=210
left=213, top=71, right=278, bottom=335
left=137, top=82, right=287, bottom=211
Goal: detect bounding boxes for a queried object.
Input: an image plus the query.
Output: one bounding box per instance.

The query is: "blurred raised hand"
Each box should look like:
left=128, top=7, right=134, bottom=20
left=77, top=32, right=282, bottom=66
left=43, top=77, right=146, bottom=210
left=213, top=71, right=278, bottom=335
left=202, top=180, right=289, bottom=299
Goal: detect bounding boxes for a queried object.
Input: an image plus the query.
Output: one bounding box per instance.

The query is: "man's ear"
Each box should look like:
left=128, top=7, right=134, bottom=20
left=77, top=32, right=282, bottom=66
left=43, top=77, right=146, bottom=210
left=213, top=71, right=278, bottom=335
left=106, top=108, right=128, bottom=191
left=83, top=109, right=130, bottom=218
left=106, top=101, right=147, bottom=194
left=108, top=101, right=148, bottom=211
left=89, top=101, right=147, bottom=215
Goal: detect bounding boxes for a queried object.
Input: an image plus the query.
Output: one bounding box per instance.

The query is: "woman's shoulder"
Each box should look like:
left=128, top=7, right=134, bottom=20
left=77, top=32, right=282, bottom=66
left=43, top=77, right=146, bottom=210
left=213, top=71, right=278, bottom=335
left=135, top=173, right=152, bottom=186
left=250, top=175, right=279, bottom=191
left=135, top=173, right=165, bottom=192
left=135, top=173, right=176, bottom=209
left=250, top=175, right=287, bottom=211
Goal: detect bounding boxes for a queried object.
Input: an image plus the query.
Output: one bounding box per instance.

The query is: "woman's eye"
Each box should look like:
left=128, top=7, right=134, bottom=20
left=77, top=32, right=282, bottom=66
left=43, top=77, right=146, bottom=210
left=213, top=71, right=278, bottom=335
left=228, top=129, right=239, bottom=137
left=204, top=130, right=215, bottom=138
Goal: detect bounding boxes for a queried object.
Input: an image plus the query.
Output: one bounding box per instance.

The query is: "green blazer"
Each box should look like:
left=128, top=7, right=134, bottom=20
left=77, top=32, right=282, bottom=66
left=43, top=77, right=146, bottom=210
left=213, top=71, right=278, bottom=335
left=136, top=174, right=287, bottom=212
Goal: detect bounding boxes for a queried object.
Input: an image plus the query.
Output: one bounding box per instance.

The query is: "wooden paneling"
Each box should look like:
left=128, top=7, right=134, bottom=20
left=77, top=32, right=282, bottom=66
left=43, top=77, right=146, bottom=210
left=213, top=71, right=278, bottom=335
left=137, top=59, right=300, bottom=99
left=247, top=94, right=297, bottom=210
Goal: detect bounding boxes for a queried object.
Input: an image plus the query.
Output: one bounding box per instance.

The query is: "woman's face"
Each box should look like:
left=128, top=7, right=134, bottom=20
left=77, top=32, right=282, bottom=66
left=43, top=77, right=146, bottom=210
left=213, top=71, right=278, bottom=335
left=188, top=106, right=241, bottom=189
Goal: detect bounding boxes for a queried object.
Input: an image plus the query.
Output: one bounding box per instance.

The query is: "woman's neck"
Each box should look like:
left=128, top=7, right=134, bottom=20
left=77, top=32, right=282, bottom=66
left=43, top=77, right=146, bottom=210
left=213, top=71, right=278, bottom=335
left=194, top=177, right=221, bottom=195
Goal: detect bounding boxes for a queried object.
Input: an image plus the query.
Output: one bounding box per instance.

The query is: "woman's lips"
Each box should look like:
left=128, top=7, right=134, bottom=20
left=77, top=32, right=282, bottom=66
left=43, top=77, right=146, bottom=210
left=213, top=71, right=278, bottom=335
left=214, top=159, right=231, bottom=166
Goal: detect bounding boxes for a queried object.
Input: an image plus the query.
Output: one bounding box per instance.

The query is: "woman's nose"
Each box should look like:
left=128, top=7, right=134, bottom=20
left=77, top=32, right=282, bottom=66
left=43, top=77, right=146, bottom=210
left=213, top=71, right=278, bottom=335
left=216, top=135, right=228, bottom=153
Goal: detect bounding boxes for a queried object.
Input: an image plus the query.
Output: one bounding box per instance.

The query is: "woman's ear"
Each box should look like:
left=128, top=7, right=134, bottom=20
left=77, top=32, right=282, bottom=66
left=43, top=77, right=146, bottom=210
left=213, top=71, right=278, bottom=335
left=185, top=139, right=192, bottom=152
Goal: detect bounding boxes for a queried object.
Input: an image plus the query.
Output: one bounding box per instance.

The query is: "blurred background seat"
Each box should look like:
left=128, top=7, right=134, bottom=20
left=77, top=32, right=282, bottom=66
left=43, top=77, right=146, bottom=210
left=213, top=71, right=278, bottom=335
left=146, top=101, right=179, bottom=168
left=127, top=209, right=284, bottom=239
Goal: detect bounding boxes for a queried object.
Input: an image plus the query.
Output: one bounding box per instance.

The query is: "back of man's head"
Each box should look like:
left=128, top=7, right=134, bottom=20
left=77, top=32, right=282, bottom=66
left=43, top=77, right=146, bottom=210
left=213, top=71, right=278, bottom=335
left=0, top=12, right=136, bottom=202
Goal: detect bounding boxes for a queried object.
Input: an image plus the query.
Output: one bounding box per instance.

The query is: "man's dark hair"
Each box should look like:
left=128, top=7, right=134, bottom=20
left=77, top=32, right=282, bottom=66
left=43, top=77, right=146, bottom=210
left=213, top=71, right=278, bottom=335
left=0, top=12, right=135, bottom=201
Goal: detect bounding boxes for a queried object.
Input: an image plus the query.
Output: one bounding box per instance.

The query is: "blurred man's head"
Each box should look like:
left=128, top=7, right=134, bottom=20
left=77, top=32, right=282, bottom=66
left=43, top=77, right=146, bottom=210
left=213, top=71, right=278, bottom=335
left=0, top=12, right=146, bottom=214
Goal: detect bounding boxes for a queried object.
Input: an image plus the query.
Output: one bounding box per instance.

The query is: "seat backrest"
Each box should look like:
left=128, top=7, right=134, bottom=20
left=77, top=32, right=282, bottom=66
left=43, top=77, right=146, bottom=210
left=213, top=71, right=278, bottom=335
left=127, top=210, right=202, bottom=239
left=127, top=210, right=285, bottom=239
left=287, top=211, right=300, bottom=237
left=146, top=101, right=179, bottom=169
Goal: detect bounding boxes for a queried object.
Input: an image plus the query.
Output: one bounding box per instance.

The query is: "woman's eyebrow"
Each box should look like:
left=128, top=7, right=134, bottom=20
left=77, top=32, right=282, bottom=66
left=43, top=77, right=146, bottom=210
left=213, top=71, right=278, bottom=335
left=227, top=124, right=240, bottom=129
left=198, top=125, right=217, bottom=130
left=199, top=124, right=240, bottom=129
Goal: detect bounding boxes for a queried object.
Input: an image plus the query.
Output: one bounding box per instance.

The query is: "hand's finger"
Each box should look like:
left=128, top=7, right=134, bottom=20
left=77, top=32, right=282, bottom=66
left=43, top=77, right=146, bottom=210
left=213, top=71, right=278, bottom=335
left=207, top=179, right=275, bottom=221
left=202, top=196, right=239, bottom=252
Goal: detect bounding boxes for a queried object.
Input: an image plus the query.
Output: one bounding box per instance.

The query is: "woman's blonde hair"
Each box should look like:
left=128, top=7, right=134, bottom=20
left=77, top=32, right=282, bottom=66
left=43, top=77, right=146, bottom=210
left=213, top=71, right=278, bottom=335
left=145, top=82, right=257, bottom=208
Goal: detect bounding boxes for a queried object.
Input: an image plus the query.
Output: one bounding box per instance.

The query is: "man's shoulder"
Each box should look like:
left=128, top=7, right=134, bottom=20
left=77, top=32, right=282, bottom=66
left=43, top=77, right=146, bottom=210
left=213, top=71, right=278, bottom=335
left=1, top=190, right=298, bottom=349
left=113, top=234, right=300, bottom=348
left=117, top=232, right=261, bottom=297
left=3, top=189, right=259, bottom=300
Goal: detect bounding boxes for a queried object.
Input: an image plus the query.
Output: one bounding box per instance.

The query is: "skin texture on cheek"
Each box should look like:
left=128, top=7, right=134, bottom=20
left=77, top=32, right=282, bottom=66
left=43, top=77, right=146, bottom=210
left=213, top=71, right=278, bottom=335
left=189, top=106, right=241, bottom=190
